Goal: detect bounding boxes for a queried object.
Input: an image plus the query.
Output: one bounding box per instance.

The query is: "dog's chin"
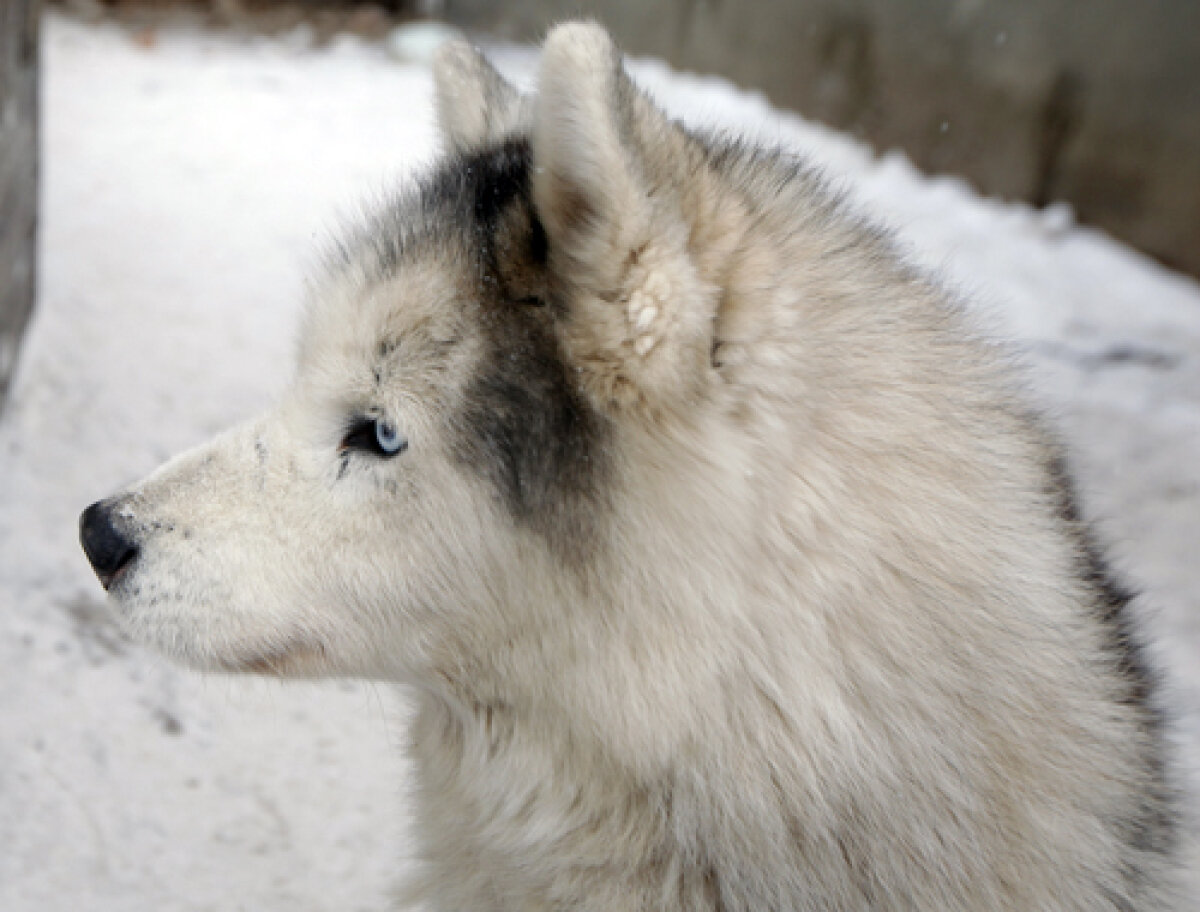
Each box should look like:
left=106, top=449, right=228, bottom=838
left=104, top=582, right=330, bottom=678
left=219, top=639, right=330, bottom=677
left=142, top=629, right=331, bottom=678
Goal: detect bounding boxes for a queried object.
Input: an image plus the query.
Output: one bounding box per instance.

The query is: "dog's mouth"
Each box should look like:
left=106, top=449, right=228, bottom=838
left=222, top=638, right=328, bottom=677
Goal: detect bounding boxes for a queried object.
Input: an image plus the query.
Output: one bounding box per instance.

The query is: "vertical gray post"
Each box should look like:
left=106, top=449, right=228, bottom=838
left=0, top=0, right=39, bottom=412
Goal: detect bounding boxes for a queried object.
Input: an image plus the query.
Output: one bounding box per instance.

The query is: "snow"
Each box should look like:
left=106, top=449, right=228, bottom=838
left=2, top=12, right=1198, bottom=909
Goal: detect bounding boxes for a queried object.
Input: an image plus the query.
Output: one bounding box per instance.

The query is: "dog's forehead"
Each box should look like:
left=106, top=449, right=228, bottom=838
left=311, top=254, right=467, bottom=351
left=301, top=141, right=538, bottom=365
left=296, top=219, right=486, bottom=396
left=293, top=140, right=547, bottom=419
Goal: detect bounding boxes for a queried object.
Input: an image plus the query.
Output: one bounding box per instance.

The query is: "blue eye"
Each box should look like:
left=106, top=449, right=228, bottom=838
left=341, top=416, right=408, bottom=458
left=374, top=419, right=406, bottom=455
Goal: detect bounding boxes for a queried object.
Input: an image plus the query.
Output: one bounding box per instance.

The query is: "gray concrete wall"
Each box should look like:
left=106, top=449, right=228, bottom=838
left=444, top=0, right=1200, bottom=279
left=0, top=0, right=39, bottom=412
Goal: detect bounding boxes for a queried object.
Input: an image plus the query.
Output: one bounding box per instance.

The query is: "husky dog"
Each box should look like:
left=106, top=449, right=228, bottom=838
left=80, top=22, right=1179, bottom=911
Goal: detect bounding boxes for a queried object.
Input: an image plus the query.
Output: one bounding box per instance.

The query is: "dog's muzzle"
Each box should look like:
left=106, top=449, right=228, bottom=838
left=80, top=500, right=139, bottom=590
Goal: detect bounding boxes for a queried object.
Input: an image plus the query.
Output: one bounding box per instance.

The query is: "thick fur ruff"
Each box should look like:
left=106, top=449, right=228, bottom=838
left=81, top=22, right=1181, bottom=911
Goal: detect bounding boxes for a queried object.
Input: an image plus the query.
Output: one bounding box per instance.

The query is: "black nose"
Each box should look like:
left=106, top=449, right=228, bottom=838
left=79, top=501, right=138, bottom=590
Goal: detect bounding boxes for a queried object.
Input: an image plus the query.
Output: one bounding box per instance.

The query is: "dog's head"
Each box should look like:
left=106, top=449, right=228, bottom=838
left=80, top=23, right=748, bottom=685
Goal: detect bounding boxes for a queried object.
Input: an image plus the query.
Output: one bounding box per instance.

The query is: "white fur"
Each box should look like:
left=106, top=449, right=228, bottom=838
left=87, top=22, right=1181, bottom=911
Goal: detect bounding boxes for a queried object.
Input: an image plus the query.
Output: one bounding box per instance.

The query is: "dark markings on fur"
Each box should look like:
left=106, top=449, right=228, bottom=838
left=457, top=309, right=607, bottom=543
left=1045, top=450, right=1177, bottom=871
left=1046, top=452, right=1152, bottom=704
left=454, top=145, right=609, bottom=549
left=526, top=215, right=548, bottom=274
left=347, top=139, right=608, bottom=550
left=466, top=142, right=531, bottom=228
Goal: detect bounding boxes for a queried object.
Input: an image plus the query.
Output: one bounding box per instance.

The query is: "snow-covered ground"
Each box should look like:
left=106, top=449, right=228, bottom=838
left=2, top=12, right=1198, bottom=910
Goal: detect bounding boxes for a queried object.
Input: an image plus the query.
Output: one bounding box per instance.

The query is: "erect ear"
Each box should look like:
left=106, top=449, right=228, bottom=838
left=432, top=40, right=530, bottom=154
left=532, top=22, right=720, bottom=413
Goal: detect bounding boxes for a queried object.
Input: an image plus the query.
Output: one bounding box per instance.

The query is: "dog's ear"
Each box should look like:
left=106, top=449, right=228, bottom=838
left=531, top=22, right=723, bottom=413
left=433, top=40, right=529, bottom=154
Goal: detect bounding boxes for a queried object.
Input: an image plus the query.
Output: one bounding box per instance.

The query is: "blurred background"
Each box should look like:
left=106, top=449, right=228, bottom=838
left=1, top=2, right=1198, bottom=910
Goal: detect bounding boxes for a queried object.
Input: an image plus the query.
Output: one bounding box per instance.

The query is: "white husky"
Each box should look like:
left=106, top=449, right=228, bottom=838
left=80, top=22, right=1180, bottom=910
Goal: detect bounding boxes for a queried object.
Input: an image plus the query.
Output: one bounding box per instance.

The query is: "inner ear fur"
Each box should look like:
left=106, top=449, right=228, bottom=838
left=530, top=22, right=729, bottom=413
left=433, top=39, right=530, bottom=154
